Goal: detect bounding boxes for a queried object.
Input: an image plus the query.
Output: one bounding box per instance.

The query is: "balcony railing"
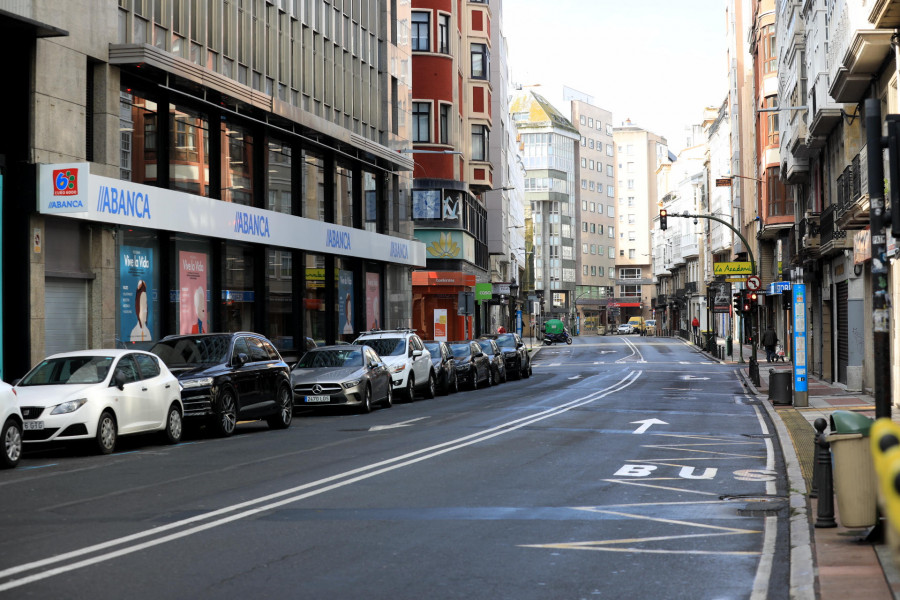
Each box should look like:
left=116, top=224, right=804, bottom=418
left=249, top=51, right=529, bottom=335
left=820, top=204, right=848, bottom=246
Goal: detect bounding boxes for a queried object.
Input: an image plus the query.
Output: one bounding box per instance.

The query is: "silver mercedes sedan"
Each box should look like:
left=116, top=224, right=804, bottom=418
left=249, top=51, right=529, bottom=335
left=291, top=345, right=392, bottom=413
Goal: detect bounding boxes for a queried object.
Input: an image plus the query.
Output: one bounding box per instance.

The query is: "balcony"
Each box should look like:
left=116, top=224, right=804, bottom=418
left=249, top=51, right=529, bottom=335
left=830, top=30, right=892, bottom=102
left=869, top=0, right=900, bottom=28
left=809, top=77, right=844, bottom=138
left=797, top=212, right=821, bottom=259
left=685, top=281, right=698, bottom=295
left=820, top=204, right=853, bottom=255
left=834, top=151, right=870, bottom=230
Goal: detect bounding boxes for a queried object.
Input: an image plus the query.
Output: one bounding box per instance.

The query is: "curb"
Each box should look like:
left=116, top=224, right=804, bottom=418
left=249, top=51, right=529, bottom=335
left=737, top=368, right=816, bottom=599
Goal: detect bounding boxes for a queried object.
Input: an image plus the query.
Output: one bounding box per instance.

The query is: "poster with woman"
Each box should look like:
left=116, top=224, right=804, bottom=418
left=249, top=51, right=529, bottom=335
left=338, top=270, right=354, bottom=335
left=366, top=273, right=381, bottom=330
left=179, top=251, right=209, bottom=334
left=120, top=246, right=155, bottom=343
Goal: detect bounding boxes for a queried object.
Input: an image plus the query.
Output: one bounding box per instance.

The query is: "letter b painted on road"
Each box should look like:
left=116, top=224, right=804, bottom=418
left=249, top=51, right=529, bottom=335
left=614, top=464, right=658, bottom=477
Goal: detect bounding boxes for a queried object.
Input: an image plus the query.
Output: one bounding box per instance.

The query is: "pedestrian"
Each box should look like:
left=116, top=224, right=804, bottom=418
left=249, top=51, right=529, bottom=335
left=691, top=316, right=699, bottom=342
left=497, top=326, right=506, bottom=334
left=761, top=325, right=778, bottom=363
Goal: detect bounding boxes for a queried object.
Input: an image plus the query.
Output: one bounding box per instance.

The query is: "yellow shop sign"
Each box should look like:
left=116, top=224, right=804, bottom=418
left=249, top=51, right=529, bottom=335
left=714, top=262, right=753, bottom=276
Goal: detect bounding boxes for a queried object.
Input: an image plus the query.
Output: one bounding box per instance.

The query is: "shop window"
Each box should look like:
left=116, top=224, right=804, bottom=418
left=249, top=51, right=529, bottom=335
left=364, top=171, right=379, bottom=233
left=222, top=120, right=255, bottom=206
left=222, top=243, right=255, bottom=332
left=267, top=139, right=292, bottom=214
left=266, top=248, right=295, bottom=353
left=119, top=228, right=160, bottom=349
left=365, top=268, right=382, bottom=330
left=302, top=149, right=325, bottom=221
left=336, top=257, right=356, bottom=342
left=335, top=163, right=353, bottom=227
left=304, top=252, right=327, bottom=344
left=170, top=103, right=211, bottom=196
left=120, top=86, right=158, bottom=185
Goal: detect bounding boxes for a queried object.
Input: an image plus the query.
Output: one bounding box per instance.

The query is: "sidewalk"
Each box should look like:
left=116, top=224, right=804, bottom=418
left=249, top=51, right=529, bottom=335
left=698, top=339, right=900, bottom=599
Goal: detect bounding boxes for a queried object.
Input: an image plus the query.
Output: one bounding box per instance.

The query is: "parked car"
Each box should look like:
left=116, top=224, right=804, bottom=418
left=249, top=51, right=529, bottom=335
left=477, top=339, right=507, bottom=384
left=14, top=350, right=183, bottom=454
left=448, top=341, right=491, bottom=390
left=1, top=381, right=23, bottom=468
left=645, top=319, right=657, bottom=336
left=291, top=345, right=392, bottom=413
left=616, top=324, right=634, bottom=334
left=352, top=330, right=434, bottom=401
left=479, top=333, right=531, bottom=379
left=423, top=341, right=458, bottom=395
left=149, top=332, right=292, bottom=436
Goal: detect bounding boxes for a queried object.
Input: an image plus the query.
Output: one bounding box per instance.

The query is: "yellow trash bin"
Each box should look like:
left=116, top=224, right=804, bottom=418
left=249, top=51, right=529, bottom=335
left=828, top=431, right=878, bottom=528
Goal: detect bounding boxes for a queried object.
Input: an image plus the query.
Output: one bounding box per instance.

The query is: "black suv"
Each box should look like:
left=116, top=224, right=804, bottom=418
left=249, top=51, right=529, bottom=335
left=150, top=332, right=293, bottom=436
left=479, top=333, right=531, bottom=379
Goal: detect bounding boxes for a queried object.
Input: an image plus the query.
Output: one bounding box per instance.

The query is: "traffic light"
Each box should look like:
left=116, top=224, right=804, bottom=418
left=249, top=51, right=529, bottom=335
left=748, top=291, right=758, bottom=309
left=659, top=209, right=668, bottom=231
left=733, top=292, right=741, bottom=314
left=740, top=290, right=751, bottom=313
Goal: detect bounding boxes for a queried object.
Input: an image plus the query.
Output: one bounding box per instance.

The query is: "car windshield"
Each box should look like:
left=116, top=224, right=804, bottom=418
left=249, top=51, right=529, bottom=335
left=493, top=334, right=516, bottom=349
left=477, top=340, right=494, bottom=353
left=423, top=342, right=441, bottom=355
left=449, top=343, right=472, bottom=358
left=19, top=356, right=114, bottom=386
left=355, top=337, right=406, bottom=357
left=150, top=335, right=232, bottom=367
left=295, top=349, right=363, bottom=369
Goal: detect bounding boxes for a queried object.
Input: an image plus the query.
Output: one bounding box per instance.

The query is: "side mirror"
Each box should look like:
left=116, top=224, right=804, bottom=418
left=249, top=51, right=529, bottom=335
left=412, top=349, right=423, bottom=358
left=234, top=353, right=249, bottom=367
left=114, top=370, right=127, bottom=390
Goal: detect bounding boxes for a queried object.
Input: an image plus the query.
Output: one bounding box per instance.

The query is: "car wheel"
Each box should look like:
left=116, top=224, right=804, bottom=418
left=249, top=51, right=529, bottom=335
left=487, top=367, right=494, bottom=386
left=440, top=370, right=451, bottom=396
left=95, top=411, right=117, bottom=455
left=450, top=371, right=459, bottom=394
left=267, top=383, right=293, bottom=429
left=382, top=385, right=393, bottom=408
left=358, top=384, right=373, bottom=414
left=524, top=362, right=532, bottom=378
left=214, top=387, right=238, bottom=437
left=406, top=374, right=416, bottom=401
left=425, top=373, right=436, bottom=399
left=471, top=371, right=478, bottom=390
left=163, top=403, right=183, bottom=444
left=1, top=417, right=22, bottom=469
left=500, top=367, right=507, bottom=384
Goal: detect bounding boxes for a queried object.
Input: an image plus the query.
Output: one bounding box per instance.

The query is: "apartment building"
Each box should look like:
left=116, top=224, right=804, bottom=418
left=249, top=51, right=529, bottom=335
left=0, top=0, right=422, bottom=379
left=571, top=99, right=617, bottom=332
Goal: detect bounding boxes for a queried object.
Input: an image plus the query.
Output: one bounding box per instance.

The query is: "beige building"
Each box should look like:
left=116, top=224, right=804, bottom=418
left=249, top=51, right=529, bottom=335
left=612, top=121, right=668, bottom=324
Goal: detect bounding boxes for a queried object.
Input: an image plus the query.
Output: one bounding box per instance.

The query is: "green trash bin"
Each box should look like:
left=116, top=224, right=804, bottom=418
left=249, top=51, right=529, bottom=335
left=827, top=410, right=877, bottom=527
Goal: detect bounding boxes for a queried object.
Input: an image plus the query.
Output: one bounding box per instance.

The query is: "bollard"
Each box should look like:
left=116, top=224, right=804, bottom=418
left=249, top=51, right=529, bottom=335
left=815, top=433, right=838, bottom=528
left=810, top=418, right=828, bottom=499
left=749, top=355, right=760, bottom=387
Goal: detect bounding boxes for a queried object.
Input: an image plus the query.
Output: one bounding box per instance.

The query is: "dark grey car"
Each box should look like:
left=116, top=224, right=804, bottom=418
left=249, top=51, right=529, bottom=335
left=291, top=345, right=392, bottom=413
left=477, top=339, right=507, bottom=385
left=424, top=341, right=458, bottom=395
left=448, top=341, right=491, bottom=390
left=479, top=333, right=531, bottom=379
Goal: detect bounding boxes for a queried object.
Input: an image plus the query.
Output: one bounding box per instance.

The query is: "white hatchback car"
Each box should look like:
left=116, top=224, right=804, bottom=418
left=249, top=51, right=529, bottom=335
left=15, top=350, right=183, bottom=454
left=1, top=381, right=23, bottom=468
left=352, top=330, right=434, bottom=401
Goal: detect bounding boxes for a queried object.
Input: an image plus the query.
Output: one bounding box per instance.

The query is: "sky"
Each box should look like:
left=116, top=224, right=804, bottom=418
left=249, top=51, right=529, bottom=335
left=502, top=0, right=730, bottom=153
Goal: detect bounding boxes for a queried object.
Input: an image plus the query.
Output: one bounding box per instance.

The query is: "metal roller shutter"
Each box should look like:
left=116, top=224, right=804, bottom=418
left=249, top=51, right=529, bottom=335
left=836, top=281, right=848, bottom=385
left=45, top=278, right=88, bottom=356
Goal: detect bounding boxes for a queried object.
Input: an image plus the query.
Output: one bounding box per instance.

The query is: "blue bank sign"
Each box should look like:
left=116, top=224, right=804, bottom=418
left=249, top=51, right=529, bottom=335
left=37, top=163, right=425, bottom=267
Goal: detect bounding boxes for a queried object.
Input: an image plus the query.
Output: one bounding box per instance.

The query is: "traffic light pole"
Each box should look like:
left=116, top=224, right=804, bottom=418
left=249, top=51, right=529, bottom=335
left=669, top=212, right=758, bottom=365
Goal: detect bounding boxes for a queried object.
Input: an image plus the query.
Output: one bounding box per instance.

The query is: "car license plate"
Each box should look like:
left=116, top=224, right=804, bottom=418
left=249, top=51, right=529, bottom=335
left=305, top=395, right=330, bottom=403
left=24, top=421, right=44, bottom=431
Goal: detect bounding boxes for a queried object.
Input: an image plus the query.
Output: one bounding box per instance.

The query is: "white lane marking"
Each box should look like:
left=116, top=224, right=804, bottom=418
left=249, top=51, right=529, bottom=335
left=751, top=516, right=778, bottom=599
left=0, top=371, right=643, bottom=591
left=631, top=418, right=668, bottom=434
left=368, top=417, right=429, bottom=432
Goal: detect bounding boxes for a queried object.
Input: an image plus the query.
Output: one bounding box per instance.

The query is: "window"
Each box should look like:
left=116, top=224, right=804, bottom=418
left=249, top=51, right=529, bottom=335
left=589, top=202, right=595, bottom=212
left=765, top=96, right=779, bottom=146
left=413, top=102, right=431, bottom=142
left=590, top=223, right=596, bottom=233
left=581, top=158, right=587, bottom=168
left=471, top=43, right=489, bottom=78
left=607, top=145, right=614, bottom=156
left=438, top=13, right=450, bottom=54
left=608, top=226, right=615, bottom=237
left=628, top=249, right=636, bottom=259
left=471, top=124, right=488, bottom=161
left=628, top=231, right=636, bottom=241
left=607, top=164, right=613, bottom=176
left=411, top=11, right=430, bottom=51
left=590, top=244, right=595, bottom=254
left=591, top=266, right=596, bottom=276
left=439, top=104, right=451, bottom=144
left=582, top=222, right=588, bottom=232
left=763, top=23, right=776, bottom=73
left=588, top=118, right=594, bottom=127
left=607, top=186, right=615, bottom=197
left=582, top=243, right=588, bottom=253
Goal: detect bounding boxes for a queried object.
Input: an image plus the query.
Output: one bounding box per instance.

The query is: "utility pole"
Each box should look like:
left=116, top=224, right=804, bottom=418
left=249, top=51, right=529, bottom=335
left=866, top=98, right=892, bottom=420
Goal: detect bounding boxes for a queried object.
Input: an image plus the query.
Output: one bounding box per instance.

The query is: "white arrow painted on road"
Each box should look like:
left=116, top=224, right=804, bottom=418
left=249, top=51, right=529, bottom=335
left=630, top=418, right=668, bottom=434
left=599, top=350, right=617, bottom=354
left=369, top=417, right=429, bottom=432
left=681, top=376, right=710, bottom=381
left=568, top=375, right=582, bottom=380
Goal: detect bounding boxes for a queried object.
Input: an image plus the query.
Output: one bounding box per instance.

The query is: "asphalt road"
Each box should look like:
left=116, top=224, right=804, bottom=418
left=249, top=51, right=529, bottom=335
left=0, top=335, right=791, bottom=599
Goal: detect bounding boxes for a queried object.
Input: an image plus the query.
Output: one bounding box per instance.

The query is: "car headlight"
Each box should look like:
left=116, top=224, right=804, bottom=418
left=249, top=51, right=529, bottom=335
left=390, top=363, right=407, bottom=374
left=342, top=379, right=362, bottom=389
left=51, top=398, right=87, bottom=415
left=456, top=362, right=470, bottom=371
left=181, top=377, right=214, bottom=389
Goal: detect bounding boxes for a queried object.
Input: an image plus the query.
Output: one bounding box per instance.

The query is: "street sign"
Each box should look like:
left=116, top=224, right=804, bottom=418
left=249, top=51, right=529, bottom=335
left=715, top=178, right=732, bottom=187
left=747, top=275, right=761, bottom=290
left=457, top=291, right=474, bottom=315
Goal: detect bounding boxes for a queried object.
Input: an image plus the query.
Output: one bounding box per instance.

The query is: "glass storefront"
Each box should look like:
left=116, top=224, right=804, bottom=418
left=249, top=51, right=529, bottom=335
left=171, top=235, right=212, bottom=335
left=304, top=253, right=327, bottom=344
left=117, top=228, right=161, bottom=350
left=169, top=103, right=211, bottom=196
left=222, top=243, right=256, bottom=332
left=266, top=249, right=295, bottom=352
left=336, top=257, right=355, bottom=342
left=303, top=150, right=325, bottom=221
left=335, top=163, right=353, bottom=227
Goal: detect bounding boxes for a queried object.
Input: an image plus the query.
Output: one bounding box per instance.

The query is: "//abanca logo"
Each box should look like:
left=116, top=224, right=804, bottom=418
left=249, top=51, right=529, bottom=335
left=52, top=169, right=78, bottom=196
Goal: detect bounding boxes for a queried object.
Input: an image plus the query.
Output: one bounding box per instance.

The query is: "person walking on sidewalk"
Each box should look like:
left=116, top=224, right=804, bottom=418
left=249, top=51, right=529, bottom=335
left=761, top=325, right=778, bottom=363
left=691, top=316, right=700, bottom=344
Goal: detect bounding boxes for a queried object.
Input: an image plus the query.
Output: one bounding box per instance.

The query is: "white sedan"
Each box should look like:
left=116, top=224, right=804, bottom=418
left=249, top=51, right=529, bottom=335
left=15, top=350, right=183, bottom=454
left=1, top=381, right=23, bottom=468
left=616, top=324, right=634, bottom=334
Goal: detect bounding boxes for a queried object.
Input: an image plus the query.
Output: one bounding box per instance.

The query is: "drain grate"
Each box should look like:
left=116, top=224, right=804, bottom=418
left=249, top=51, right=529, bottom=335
left=720, top=494, right=789, bottom=516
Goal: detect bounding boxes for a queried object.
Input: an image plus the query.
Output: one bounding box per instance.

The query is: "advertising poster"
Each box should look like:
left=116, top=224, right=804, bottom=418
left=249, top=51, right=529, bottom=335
left=339, top=270, right=354, bottom=334
left=179, top=251, right=209, bottom=334
left=792, top=284, right=808, bottom=393
left=120, top=246, right=155, bottom=343
left=442, top=192, right=460, bottom=220
left=366, top=273, right=381, bottom=331
left=412, top=190, right=441, bottom=219
left=433, top=309, right=448, bottom=342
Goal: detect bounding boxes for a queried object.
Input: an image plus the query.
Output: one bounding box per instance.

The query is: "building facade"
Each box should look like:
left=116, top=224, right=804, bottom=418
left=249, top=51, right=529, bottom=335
left=0, top=0, right=423, bottom=379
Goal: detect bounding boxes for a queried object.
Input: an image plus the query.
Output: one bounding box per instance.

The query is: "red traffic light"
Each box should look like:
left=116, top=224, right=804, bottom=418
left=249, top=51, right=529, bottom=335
left=659, top=209, right=668, bottom=231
